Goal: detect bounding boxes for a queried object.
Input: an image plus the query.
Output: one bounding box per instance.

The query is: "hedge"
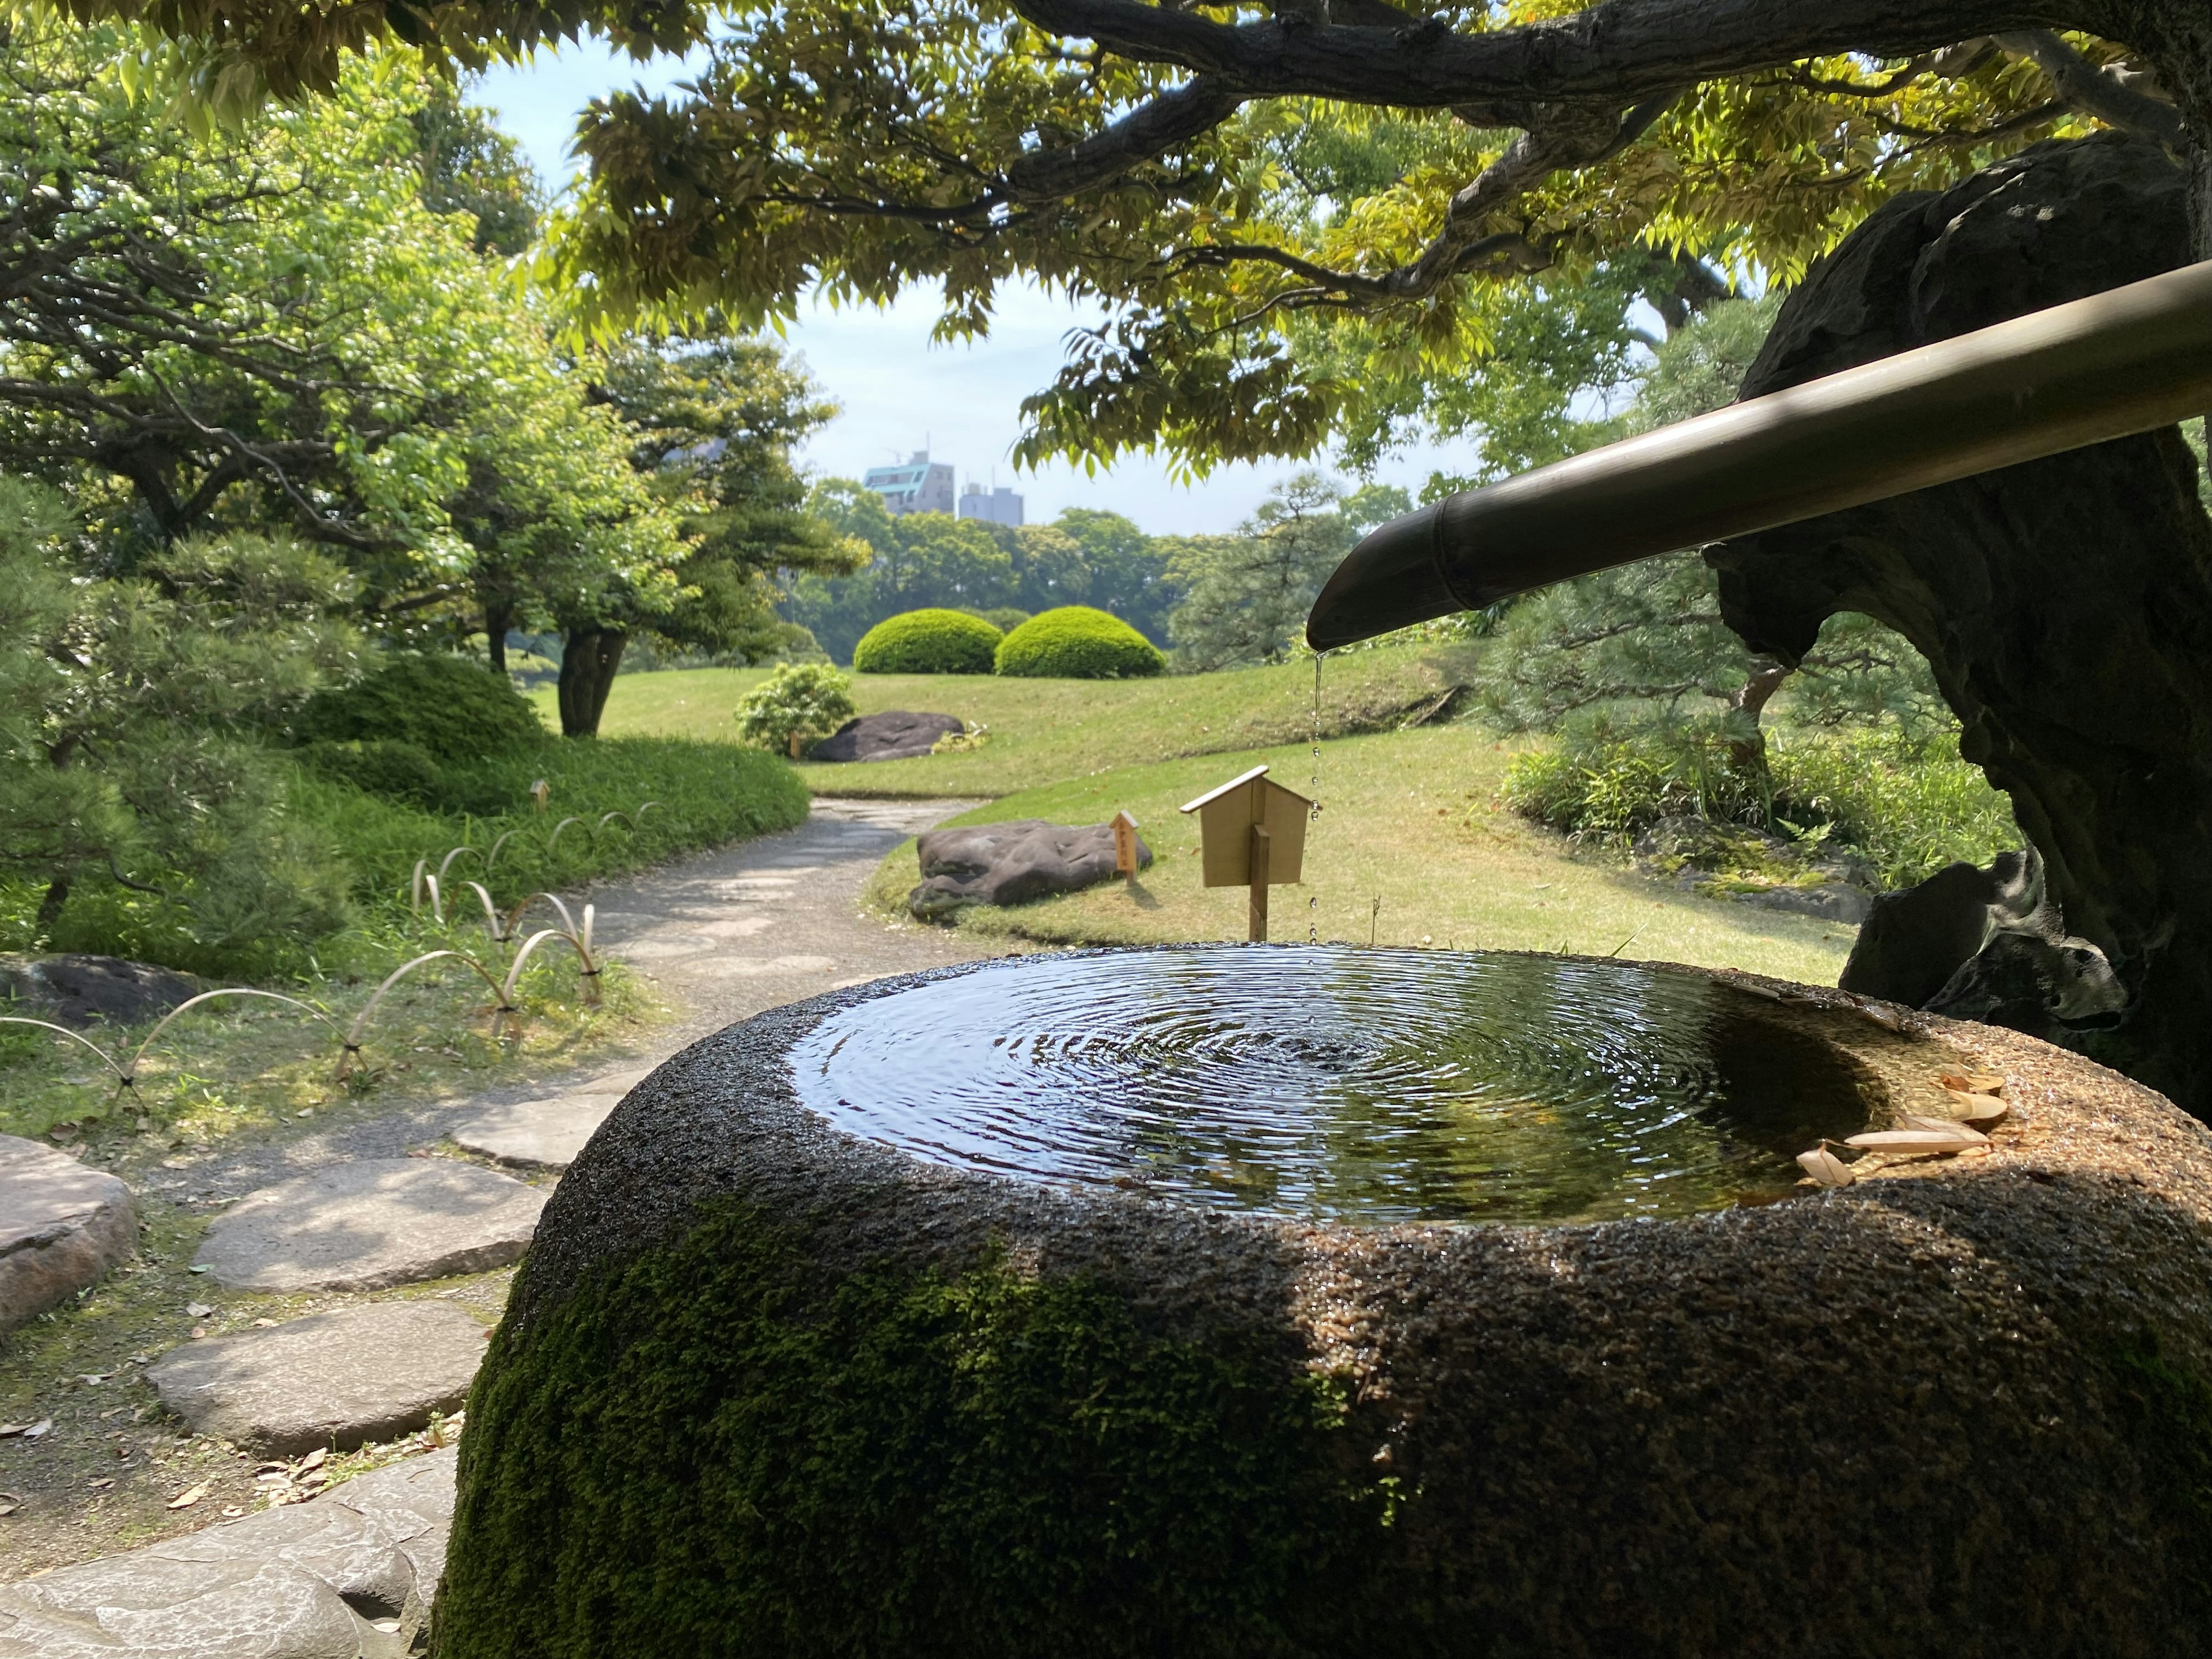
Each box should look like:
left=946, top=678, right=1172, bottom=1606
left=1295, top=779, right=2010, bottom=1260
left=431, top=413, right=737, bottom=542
left=853, top=609, right=1004, bottom=675
left=993, top=607, right=1165, bottom=679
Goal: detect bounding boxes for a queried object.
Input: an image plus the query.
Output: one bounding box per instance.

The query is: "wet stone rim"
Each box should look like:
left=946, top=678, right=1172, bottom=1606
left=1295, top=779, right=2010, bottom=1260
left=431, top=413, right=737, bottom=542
left=446, top=947, right=2212, bottom=1657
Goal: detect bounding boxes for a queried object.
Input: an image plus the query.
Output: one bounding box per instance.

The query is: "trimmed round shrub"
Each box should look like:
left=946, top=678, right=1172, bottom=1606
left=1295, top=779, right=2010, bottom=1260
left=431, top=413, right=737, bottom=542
left=296, top=653, right=544, bottom=760
left=853, top=609, right=1003, bottom=675
left=994, top=606, right=1166, bottom=679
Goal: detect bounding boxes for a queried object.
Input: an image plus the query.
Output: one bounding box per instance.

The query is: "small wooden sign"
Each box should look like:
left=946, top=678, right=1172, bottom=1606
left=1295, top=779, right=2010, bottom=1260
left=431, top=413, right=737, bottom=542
left=1179, top=765, right=1312, bottom=942
left=1111, top=809, right=1141, bottom=878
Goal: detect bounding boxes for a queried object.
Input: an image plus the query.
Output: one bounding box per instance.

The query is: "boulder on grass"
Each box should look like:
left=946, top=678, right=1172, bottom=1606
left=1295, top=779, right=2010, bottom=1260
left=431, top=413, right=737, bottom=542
left=0, top=1134, right=137, bottom=1333
left=908, top=819, right=1151, bottom=918
left=811, top=711, right=964, bottom=763
left=0, top=954, right=202, bottom=1027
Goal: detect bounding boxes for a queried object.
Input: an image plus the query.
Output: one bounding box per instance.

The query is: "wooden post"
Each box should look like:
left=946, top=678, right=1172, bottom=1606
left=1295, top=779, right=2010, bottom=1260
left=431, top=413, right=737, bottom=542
left=1112, top=810, right=1140, bottom=879
left=788, top=730, right=802, bottom=760
left=1248, top=823, right=1270, bottom=942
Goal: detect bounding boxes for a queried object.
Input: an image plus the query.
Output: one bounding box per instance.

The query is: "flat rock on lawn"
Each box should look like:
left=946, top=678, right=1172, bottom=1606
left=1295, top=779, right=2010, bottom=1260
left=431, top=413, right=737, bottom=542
left=0, top=1446, right=456, bottom=1659
left=0, top=952, right=202, bottom=1027
left=146, top=1302, right=488, bottom=1456
left=811, top=710, right=964, bottom=763
left=0, top=1132, right=135, bottom=1334
left=908, top=818, right=1151, bottom=918
left=194, top=1160, right=545, bottom=1293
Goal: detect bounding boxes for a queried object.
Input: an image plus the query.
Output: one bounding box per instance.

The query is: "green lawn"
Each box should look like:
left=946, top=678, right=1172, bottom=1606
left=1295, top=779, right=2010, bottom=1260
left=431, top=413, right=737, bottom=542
left=534, top=644, right=1471, bottom=797
left=865, top=726, right=1857, bottom=987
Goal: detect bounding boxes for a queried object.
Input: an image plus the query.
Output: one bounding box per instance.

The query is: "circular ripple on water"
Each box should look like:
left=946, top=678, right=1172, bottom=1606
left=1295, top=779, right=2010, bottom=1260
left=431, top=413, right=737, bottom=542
left=789, top=946, right=1873, bottom=1224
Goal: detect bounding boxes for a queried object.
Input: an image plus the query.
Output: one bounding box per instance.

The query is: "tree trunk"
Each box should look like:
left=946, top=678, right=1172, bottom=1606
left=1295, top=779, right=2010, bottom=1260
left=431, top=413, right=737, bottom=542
left=486, top=599, right=513, bottom=675
left=1708, top=133, right=2212, bottom=1115
left=35, top=874, right=69, bottom=937
left=1724, top=657, right=1791, bottom=768
left=556, top=627, right=628, bottom=737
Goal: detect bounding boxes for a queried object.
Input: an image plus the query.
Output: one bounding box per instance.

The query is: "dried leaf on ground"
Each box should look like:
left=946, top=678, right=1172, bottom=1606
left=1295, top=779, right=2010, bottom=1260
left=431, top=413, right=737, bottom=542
left=167, top=1482, right=210, bottom=1510
left=1797, top=1147, right=1854, bottom=1188
left=1847, top=1126, right=1989, bottom=1153
left=0, top=1492, right=21, bottom=1516
left=1944, top=1088, right=2010, bottom=1123
left=1939, top=1071, right=2005, bottom=1096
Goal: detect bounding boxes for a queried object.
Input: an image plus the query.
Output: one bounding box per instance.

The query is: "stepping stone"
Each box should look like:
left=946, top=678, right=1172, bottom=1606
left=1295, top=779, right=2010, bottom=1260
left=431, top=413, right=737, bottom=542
left=193, top=1160, right=544, bottom=1292
left=0, top=1445, right=456, bottom=1658
left=0, top=1133, right=135, bottom=1334
left=146, top=1302, right=487, bottom=1455
left=452, top=1070, right=653, bottom=1170
left=452, top=1093, right=620, bottom=1172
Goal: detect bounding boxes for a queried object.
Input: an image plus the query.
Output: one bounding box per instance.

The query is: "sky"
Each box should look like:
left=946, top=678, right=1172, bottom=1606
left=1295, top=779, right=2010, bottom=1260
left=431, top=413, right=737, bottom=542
left=469, top=43, right=1473, bottom=535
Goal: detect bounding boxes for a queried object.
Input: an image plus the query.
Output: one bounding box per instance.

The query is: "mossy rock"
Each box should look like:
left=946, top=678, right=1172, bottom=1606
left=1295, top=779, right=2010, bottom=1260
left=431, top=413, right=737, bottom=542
left=993, top=607, right=1164, bottom=679
left=439, top=955, right=2212, bottom=1657
left=296, top=653, right=545, bottom=761
left=852, top=609, right=1002, bottom=675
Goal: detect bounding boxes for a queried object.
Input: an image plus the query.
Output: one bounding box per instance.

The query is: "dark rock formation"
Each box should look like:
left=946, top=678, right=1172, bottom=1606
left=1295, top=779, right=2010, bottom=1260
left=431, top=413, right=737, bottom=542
left=1707, top=132, right=2212, bottom=1114
left=1842, top=849, right=2126, bottom=1035
left=0, top=953, right=202, bottom=1027
left=811, top=711, right=964, bottom=762
left=908, top=818, right=1150, bottom=918
left=439, top=952, right=2212, bottom=1657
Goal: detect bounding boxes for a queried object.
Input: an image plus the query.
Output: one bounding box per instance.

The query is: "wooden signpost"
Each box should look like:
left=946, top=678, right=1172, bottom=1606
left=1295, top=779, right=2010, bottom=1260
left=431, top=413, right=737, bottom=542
left=1111, top=809, right=1142, bottom=880
left=1179, top=765, right=1312, bottom=942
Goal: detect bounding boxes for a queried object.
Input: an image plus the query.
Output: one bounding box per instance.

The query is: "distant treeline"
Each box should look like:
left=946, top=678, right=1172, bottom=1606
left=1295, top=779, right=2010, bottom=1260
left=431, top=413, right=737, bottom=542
left=781, top=480, right=1181, bottom=662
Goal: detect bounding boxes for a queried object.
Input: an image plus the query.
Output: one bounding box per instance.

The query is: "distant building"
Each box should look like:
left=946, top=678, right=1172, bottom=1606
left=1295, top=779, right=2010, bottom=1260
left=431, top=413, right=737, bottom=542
left=959, top=482, right=1025, bottom=528
left=862, top=451, right=956, bottom=516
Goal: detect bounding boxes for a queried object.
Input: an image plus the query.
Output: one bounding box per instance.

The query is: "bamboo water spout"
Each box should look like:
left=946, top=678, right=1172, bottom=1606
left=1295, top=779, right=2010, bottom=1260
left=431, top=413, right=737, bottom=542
left=1305, top=259, right=2212, bottom=650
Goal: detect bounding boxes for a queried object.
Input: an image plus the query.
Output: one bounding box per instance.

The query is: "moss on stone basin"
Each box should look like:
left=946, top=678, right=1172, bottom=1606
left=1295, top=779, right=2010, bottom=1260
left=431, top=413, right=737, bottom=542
left=436, top=951, right=2212, bottom=1657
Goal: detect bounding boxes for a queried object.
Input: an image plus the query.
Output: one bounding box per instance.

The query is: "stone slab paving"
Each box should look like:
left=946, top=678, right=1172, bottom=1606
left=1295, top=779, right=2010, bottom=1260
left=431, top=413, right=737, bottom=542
left=194, top=1161, right=545, bottom=1292
left=0, top=1448, right=456, bottom=1659
left=146, top=1304, right=488, bottom=1456
left=0, top=1132, right=135, bottom=1334
left=451, top=1090, right=619, bottom=1171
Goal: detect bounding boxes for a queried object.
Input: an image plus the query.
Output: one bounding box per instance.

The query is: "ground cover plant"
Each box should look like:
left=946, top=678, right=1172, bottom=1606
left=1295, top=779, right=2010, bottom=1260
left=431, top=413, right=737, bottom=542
left=863, top=728, right=1855, bottom=988
left=995, top=606, right=1168, bottom=679
left=851, top=608, right=1002, bottom=674
left=543, top=643, right=1470, bottom=797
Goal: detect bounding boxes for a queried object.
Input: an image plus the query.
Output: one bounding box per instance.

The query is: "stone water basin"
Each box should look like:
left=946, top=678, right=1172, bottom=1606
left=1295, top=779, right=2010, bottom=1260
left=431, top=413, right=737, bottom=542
left=440, top=947, right=2212, bottom=1657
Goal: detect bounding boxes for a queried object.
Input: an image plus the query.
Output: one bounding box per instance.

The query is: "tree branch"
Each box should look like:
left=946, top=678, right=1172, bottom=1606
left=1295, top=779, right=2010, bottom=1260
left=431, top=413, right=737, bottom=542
left=1994, top=28, right=2187, bottom=145
left=1000, top=0, right=2082, bottom=108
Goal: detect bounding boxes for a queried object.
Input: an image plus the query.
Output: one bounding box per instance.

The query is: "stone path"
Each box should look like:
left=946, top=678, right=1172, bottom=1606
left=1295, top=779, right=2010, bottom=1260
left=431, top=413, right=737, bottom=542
left=146, top=1305, right=487, bottom=1457
left=194, top=1161, right=547, bottom=1293
left=0, top=1448, right=457, bottom=1658
left=0, top=796, right=991, bottom=1652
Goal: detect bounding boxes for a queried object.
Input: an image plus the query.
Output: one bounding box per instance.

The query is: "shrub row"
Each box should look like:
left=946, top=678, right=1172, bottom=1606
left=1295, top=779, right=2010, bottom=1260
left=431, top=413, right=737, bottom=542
left=850, top=606, right=1164, bottom=679
left=1501, top=714, right=2018, bottom=889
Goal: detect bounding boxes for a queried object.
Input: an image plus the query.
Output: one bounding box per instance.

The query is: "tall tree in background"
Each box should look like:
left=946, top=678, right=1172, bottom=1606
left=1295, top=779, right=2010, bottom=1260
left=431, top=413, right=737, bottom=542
left=574, top=335, right=860, bottom=721
left=1166, top=475, right=1408, bottom=670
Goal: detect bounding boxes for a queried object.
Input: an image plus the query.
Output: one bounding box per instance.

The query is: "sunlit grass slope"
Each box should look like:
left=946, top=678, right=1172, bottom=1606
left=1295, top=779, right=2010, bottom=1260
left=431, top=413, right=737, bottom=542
left=865, top=726, right=1857, bottom=987
left=536, top=645, right=1468, bottom=797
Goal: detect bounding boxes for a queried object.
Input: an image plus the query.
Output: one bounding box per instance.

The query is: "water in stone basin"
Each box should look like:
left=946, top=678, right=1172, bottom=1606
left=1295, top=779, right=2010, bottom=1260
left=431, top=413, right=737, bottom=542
left=791, top=946, right=1874, bottom=1223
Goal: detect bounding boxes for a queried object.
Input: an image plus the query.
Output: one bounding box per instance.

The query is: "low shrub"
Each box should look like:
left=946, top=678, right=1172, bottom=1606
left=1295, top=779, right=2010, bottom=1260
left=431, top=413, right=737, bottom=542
left=995, top=607, right=1166, bottom=679
left=297, top=739, right=522, bottom=817
left=853, top=609, right=1002, bottom=674
left=296, top=653, right=546, bottom=760
left=736, top=663, right=857, bottom=756
left=1501, top=714, right=2018, bottom=889
left=290, top=736, right=812, bottom=911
